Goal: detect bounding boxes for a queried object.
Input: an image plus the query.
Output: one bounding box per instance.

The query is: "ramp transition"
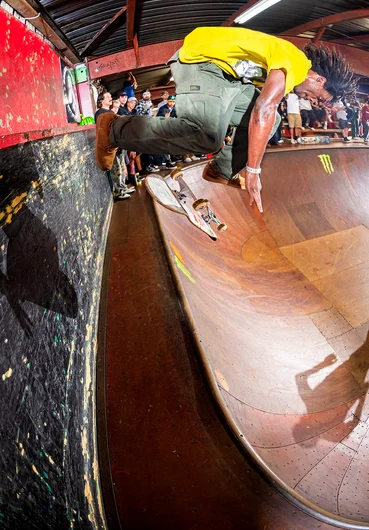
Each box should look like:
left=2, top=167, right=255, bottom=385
left=152, top=148, right=369, bottom=529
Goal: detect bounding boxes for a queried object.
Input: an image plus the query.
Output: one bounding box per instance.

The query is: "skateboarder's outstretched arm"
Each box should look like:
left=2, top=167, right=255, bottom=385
left=244, top=69, right=286, bottom=212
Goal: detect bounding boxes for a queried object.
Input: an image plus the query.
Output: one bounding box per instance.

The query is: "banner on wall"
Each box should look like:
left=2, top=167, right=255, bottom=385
left=60, top=59, right=80, bottom=123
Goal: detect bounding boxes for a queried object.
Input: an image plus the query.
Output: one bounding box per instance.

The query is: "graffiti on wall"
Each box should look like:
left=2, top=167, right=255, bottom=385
left=61, top=59, right=80, bottom=124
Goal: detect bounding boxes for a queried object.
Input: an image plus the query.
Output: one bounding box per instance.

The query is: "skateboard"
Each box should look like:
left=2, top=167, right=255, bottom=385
left=297, top=136, right=330, bottom=144
left=145, top=169, right=227, bottom=240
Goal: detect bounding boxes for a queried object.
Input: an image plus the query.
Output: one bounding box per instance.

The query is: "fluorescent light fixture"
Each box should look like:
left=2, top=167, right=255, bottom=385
left=234, top=0, right=282, bottom=25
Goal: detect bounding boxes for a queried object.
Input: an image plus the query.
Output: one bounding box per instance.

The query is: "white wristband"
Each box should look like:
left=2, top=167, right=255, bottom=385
left=246, top=165, right=261, bottom=174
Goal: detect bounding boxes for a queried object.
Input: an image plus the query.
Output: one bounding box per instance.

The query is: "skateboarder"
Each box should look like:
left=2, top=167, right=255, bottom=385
left=95, top=27, right=356, bottom=212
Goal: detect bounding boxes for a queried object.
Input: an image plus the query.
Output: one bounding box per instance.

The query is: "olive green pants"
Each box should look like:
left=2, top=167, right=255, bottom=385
left=109, top=55, right=279, bottom=179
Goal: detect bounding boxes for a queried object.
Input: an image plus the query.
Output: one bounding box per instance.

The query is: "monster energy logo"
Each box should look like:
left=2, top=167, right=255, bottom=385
left=318, top=154, right=334, bottom=174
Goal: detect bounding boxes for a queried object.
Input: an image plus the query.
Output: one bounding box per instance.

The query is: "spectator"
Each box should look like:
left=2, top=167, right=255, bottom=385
left=94, top=91, right=113, bottom=122
left=117, top=92, right=128, bottom=116
left=333, top=99, right=350, bottom=142
left=268, top=99, right=286, bottom=145
left=122, top=72, right=137, bottom=99
left=135, top=89, right=165, bottom=171
left=312, top=100, right=328, bottom=129
left=348, top=98, right=360, bottom=139
left=157, top=95, right=177, bottom=118
left=299, top=95, right=316, bottom=129
left=111, top=100, right=120, bottom=114
left=155, top=96, right=178, bottom=169
left=361, top=99, right=369, bottom=145
left=158, top=91, right=169, bottom=110
left=110, top=151, right=136, bottom=200
left=117, top=97, right=146, bottom=174
left=273, top=99, right=286, bottom=143
left=120, top=96, right=138, bottom=116
left=135, top=89, right=154, bottom=116
left=279, top=99, right=288, bottom=126
left=286, top=92, right=302, bottom=144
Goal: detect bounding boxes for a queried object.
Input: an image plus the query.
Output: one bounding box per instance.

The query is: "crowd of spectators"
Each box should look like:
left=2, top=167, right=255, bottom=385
left=270, top=93, right=369, bottom=145
left=94, top=82, right=208, bottom=200
left=94, top=77, right=369, bottom=200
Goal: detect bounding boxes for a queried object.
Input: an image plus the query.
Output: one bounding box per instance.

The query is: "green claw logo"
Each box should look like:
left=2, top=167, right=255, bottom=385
left=318, top=154, right=334, bottom=174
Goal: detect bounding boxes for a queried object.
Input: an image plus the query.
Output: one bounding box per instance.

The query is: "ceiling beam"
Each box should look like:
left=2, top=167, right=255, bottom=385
left=282, top=9, right=369, bottom=36
left=80, top=5, right=127, bottom=57
left=126, top=0, right=139, bottom=47
left=133, top=34, right=141, bottom=66
left=312, top=26, right=326, bottom=45
left=221, top=0, right=262, bottom=27
left=329, top=34, right=369, bottom=45
left=88, top=39, right=183, bottom=80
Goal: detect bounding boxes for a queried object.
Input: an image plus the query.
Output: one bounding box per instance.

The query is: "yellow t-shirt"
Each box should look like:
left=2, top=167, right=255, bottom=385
left=179, top=27, right=311, bottom=95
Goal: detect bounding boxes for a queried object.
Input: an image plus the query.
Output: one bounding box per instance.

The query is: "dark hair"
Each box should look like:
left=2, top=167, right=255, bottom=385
left=303, top=42, right=357, bottom=101
left=96, top=91, right=109, bottom=108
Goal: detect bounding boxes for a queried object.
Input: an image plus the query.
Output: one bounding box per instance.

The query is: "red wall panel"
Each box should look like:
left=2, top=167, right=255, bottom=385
left=0, top=8, right=67, bottom=136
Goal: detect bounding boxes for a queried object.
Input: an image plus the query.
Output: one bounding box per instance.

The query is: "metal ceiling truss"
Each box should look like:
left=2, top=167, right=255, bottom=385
left=80, top=5, right=127, bottom=57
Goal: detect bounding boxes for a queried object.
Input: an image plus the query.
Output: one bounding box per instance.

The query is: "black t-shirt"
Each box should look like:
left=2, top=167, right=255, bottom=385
left=119, top=107, right=136, bottom=116
left=94, top=108, right=113, bottom=122
left=157, top=104, right=177, bottom=118
left=117, top=105, right=127, bottom=116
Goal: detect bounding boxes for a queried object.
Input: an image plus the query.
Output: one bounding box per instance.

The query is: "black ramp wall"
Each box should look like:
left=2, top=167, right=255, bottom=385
left=0, top=130, right=110, bottom=530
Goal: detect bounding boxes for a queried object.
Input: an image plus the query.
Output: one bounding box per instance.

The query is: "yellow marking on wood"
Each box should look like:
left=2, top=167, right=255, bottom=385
left=174, top=256, right=196, bottom=283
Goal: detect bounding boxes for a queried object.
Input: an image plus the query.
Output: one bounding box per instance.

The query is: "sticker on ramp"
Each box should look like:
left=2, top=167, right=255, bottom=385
left=318, top=154, right=334, bottom=174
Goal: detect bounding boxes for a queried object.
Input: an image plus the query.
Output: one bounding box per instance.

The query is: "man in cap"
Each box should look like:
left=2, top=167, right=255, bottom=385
left=117, top=92, right=128, bottom=116
left=157, top=95, right=177, bottom=118
left=119, top=96, right=138, bottom=116
left=156, top=96, right=178, bottom=169
left=135, top=89, right=154, bottom=116
left=95, top=27, right=356, bottom=212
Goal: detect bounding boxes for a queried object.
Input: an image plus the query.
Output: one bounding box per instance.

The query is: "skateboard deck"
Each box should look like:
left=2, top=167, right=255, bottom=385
left=297, top=136, right=330, bottom=144
left=145, top=170, right=227, bottom=240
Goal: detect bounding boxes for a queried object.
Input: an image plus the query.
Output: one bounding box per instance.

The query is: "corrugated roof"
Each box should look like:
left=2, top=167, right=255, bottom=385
left=35, top=0, right=369, bottom=90
left=36, top=0, right=369, bottom=59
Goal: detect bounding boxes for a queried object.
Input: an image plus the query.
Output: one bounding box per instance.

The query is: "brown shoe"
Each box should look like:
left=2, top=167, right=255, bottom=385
left=95, top=113, right=119, bottom=171
left=202, top=162, right=241, bottom=188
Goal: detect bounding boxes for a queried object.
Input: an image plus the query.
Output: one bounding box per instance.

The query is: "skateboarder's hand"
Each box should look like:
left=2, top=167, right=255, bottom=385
left=242, top=172, right=263, bottom=213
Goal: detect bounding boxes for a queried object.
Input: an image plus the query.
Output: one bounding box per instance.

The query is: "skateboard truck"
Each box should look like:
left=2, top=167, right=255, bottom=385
left=171, top=169, right=227, bottom=233
left=192, top=198, right=227, bottom=232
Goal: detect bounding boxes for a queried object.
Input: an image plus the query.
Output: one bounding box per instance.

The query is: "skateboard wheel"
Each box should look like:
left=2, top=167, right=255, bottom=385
left=171, top=169, right=184, bottom=181
left=192, top=198, right=209, bottom=211
left=217, top=223, right=227, bottom=232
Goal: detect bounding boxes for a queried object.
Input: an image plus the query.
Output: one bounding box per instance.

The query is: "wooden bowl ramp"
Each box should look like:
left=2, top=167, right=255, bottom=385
left=152, top=148, right=369, bottom=529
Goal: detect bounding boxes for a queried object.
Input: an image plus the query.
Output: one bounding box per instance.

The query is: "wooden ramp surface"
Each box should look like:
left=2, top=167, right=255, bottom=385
left=151, top=148, right=369, bottom=528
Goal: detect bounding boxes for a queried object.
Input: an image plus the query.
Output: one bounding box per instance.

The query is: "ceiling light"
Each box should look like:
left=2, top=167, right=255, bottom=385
left=234, top=0, right=282, bottom=25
